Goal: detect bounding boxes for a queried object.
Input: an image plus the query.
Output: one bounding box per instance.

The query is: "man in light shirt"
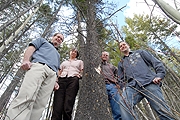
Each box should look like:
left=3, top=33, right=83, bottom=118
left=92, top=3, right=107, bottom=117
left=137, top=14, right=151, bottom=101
left=5, top=33, right=64, bottom=120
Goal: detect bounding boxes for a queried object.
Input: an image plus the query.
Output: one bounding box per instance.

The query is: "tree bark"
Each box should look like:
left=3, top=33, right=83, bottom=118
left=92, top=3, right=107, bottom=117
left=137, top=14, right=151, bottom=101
left=75, top=0, right=113, bottom=119
left=77, top=10, right=85, bottom=61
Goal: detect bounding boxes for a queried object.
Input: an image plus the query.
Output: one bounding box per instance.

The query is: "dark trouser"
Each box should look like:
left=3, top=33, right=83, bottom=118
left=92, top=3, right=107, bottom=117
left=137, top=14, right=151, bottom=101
left=51, top=76, right=79, bottom=120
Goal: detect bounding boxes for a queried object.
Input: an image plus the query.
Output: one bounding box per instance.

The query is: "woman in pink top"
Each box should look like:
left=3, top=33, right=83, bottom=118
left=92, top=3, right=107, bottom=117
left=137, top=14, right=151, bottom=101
left=51, top=48, right=83, bottom=120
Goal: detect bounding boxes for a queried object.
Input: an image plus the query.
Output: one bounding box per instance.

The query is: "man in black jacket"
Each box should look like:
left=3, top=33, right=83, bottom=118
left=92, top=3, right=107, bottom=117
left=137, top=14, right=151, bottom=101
left=118, top=41, right=175, bottom=120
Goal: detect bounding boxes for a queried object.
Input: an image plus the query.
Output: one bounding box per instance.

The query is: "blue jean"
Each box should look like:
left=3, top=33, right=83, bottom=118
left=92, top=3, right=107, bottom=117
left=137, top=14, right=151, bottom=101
left=119, top=83, right=175, bottom=120
left=106, top=84, right=121, bottom=120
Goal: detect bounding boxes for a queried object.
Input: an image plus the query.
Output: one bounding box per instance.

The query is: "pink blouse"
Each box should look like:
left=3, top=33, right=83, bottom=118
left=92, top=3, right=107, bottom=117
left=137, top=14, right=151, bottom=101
left=60, top=58, right=83, bottom=78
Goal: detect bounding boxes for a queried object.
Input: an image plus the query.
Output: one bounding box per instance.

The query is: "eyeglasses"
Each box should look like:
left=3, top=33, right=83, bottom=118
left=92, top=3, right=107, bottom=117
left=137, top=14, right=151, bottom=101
left=102, top=54, right=109, bottom=57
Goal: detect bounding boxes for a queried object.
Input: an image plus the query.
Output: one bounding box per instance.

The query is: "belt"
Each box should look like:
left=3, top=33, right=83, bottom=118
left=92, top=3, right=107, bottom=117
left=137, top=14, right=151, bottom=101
left=37, top=62, right=54, bottom=72
left=38, top=62, right=46, bottom=65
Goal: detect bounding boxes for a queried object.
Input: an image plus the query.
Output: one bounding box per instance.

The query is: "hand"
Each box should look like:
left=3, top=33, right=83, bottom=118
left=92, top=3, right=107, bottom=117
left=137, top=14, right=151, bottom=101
left=21, top=61, right=32, bottom=70
left=153, top=77, right=162, bottom=85
left=53, top=82, right=59, bottom=91
left=77, top=75, right=82, bottom=79
left=79, top=75, right=82, bottom=79
left=115, top=84, right=120, bottom=89
left=122, top=87, right=125, bottom=92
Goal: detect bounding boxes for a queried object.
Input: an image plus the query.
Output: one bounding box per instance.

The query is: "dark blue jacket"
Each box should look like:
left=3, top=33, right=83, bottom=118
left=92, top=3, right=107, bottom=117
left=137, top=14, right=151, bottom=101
left=118, top=49, right=165, bottom=87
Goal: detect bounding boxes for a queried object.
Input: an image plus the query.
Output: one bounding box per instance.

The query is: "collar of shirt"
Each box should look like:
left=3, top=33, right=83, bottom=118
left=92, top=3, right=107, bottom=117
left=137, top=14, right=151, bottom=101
left=123, top=51, right=133, bottom=59
left=49, top=41, right=59, bottom=50
left=102, top=61, right=108, bottom=65
left=68, top=58, right=77, bottom=61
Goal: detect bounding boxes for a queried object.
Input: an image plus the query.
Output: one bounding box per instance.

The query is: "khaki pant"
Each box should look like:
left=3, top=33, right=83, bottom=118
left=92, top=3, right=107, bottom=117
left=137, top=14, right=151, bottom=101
left=5, top=63, right=57, bottom=120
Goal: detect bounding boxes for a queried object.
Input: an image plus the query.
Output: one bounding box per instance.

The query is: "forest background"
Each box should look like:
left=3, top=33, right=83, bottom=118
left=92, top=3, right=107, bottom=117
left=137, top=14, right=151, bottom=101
left=0, top=0, right=180, bottom=119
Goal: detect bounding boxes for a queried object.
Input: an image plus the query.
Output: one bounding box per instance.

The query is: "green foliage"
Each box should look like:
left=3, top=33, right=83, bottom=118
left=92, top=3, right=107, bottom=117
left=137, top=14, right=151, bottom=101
left=36, top=4, right=54, bottom=30
left=124, top=35, right=137, bottom=51
left=39, top=4, right=52, bottom=16
left=72, top=0, right=88, bottom=17
left=96, top=20, right=120, bottom=66
left=58, top=42, right=70, bottom=62
left=104, top=40, right=120, bottom=66
left=121, top=14, right=178, bottom=50
left=72, top=0, right=104, bottom=21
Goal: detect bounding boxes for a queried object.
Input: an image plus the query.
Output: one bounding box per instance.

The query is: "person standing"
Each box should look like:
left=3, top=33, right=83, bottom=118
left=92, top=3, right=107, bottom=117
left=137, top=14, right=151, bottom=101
left=101, top=51, right=121, bottom=120
left=51, top=48, right=83, bottom=120
left=118, top=41, right=175, bottom=120
left=5, top=33, right=64, bottom=120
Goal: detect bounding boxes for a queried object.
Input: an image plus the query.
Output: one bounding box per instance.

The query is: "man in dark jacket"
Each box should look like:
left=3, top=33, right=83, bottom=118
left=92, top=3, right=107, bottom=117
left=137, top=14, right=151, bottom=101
left=118, top=41, right=175, bottom=120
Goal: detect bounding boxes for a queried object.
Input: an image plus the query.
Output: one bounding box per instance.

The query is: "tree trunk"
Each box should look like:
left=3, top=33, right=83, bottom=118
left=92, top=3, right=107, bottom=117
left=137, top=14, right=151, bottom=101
left=0, top=18, right=37, bottom=61
left=0, top=69, right=25, bottom=112
left=152, top=0, right=180, bottom=24
left=77, top=10, right=85, bottom=61
left=75, top=0, right=113, bottom=119
left=0, top=23, right=22, bottom=47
